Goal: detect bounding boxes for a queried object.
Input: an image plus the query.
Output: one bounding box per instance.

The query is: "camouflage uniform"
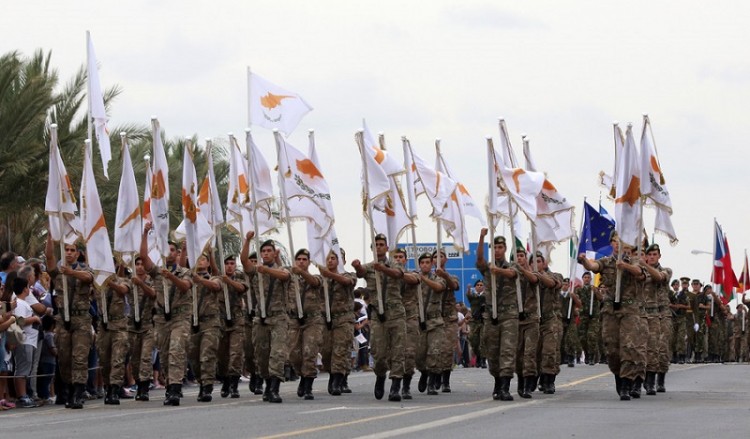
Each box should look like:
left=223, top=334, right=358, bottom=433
left=440, top=274, right=459, bottom=374
left=361, top=260, right=406, bottom=379
left=243, top=294, right=257, bottom=380
left=96, top=279, right=132, bottom=388
left=538, top=270, right=563, bottom=377
left=597, top=256, right=643, bottom=381
left=642, top=268, right=668, bottom=374
left=685, top=290, right=698, bottom=361
left=560, top=293, right=581, bottom=364
left=515, top=269, right=539, bottom=381
left=670, top=289, right=689, bottom=360
left=248, top=263, right=290, bottom=381
left=152, top=265, right=193, bottom=387
left=128, top=275, right=156, bottom=384
left=655, top=266, right=673, bottom=374
left=479, top=260, right=518, bottom=379
left=217, top=271, right=248, bottom=380
left=188, top=273, right=222, bottom=387
left=287, top=273, right=325, bottom=379
left=416, top=273, right=447, bottom=375
left=320, top=273, right=357, bottom=375
left=466, top=289, right=485, bottom=364
left=576, top=284, right=601, bottom=364
left=50, top=262, right=95, bottom=388
left=693, top=293, right=710, bottom=361
left=707, top=298, right=725, bottom=361
left=401, top=272, right=421, bottom=377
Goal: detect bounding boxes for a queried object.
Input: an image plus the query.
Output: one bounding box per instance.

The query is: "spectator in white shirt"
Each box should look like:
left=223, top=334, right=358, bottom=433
left=13, top=277, right=41, bottom=408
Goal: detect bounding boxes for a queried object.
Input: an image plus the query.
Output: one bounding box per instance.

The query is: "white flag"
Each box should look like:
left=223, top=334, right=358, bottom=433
left=86, top=32, right=112, bottom=179
left=639, top=115, right=677, bottom=245
left=150, top=119, right=171, bottom=261
left=45, top=126, right=80, bottom=244
left=307, top=131, right=343, bottom=269
left=114, top=136, right=141, bottom=261
left=249, top=71, right=312, bottom=136
left=199, top=142, right=225, bottom=228
left=246, top=131, right=277, bottom=235
left=614, top=124, right=643, bottom=247
left=371, top=177, right=413, bottom=251
left=491, top=127, right=545, bottom=222
left=362, top=120, right=404, bottom=176
left=142, top=165, right=161, bottom=264
left=435, top=147, right=485, bottom=225
left=226, top=134, right=251, bottom=236
left=404, top=141, right=457, bottom=217
left=181, top=142, right=214, bottom=269
left=80, top=142, right=115, bottom=288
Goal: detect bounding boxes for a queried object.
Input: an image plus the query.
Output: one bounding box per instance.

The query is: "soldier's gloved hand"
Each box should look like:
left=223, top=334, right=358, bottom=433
left=693, top=323, right=699, bottom=333
left=225, top=318, right=234, bottom=328
left=326, top=320, right=333, bottom=330
left=419, top=320, right=427, bottom=331
left=377, top=313, right=386, bottom=323
left=249, top=310, right=256, bottom=319
left=63, top=320, right=71, bottom=331
left=191, top=323, right=199, bottom=334
left=491, top=317, right=499, bottom=325
left=613, top=302, right=622, bottom=311
left=518, top=312, right=528, bottom=321
left=164, top=312, right=172, bottom=322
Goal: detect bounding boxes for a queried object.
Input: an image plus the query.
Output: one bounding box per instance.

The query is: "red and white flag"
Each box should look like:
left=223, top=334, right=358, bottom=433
left=45, top=125, right=80, bottom=244
left=80, top=142, right=115, bottom=288
left=614, top=124, right=643, bottom=247
left=150, top=118, right=171, bottom=261
left=114, top=135, right=141, bottom=262
left=181, top=142, right=214, bottom=268
left=249, top=71, right=312, bottom=136
left=86, top=32, right=112, bottom=178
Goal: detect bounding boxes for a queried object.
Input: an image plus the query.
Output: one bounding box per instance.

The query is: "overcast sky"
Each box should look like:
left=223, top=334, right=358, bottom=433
left=5, top=0, right=750, bottom=283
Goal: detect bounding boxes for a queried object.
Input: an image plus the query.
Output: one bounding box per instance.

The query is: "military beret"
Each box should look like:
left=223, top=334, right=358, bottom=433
left=680, top=277, right=690, bottom=282
left=295, top=249, right=310, bottom=259
left=374, top=233, right=387, bottom=243
left=393, top=248, right=407, bottom=256
left=418, top=252, right=432, bottom=262
left=609, top=230, right=619, bottom=241
left=646, top=243, right=661, bottom=253
left=493, top=236, right=506, bottom=245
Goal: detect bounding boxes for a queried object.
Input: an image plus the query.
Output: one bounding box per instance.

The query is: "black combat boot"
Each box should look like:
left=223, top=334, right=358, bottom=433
left=57, top=382, right=70, bottom=406
left=519, top=376, right=531, bottom=399
left=619, top=378, right=632, bottom=401
left=678, top=355, right=685, bottom=364
left=70, top=383, right=86, bottom=409
left=388, top=378, right=402, bottom=402
left=297, top=376, right=307, bottom=397
left=263, top=379, right=272, bottom=402
left=253, top=375, right=264, bottom=395
left=524, top=376, right=536, bottom=398
left=109, top=385, right=121, bottom=405
left=538, top=374, right=548, bottom=393
left=427, top=373, right=440, bottom=395
left=268, top=377, right=283, bottom=403
left=441, top=371, right=452, bottom=393
left=401, top=374, right=413, bottom=400
left=222, top=379, right=231, bottom=398
left=331, top=374, right=342, bottom=396
left=499, top=377, right=513, bottom=401
left=103, top=385, right=112, bottom=405
left=139, top=380, right=151, bottom=401
left=328, top=374, right=334, bottom=395
left=434, top=372, right=442, bottom=389
left=249, top=374, right=258, bottom=393
left=528, top=375, right=538, bottom=393
left=545, top=374, right=556, bottom=394
left=341, top=373, right=352, bottom=393
left=656, top=372, right=666, bottom=393
left=164, top=384, right=181, bottom=406
left=645, top=372, right=656, bottom=395
left=304, top=377, right=315, bottom=400
left=630, top=376, right=642, bottom=399
left=567, top=355, right=575, bottom=367
left=230, top=376, right=240, bottom=398
left=418, top=372, right=428, bottom=393
left=614, top=375, right=622, bottom=396
left=517, top=375, right=525, bottom=398
left=198, top=384, right=213, bottom=402
left=492, top=376, right=502, bottom=400
left=374, top=375, right=386, bottom=400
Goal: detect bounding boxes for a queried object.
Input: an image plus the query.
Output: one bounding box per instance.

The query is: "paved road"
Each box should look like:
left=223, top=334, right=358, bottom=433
left=6, top=363, right=750, bottom=439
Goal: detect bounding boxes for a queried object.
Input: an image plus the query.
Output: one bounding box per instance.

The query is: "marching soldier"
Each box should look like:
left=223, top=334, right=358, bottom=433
left=560, top=279, right=582, bottom=373
left=434, top=249, right=460, bottom=393
left=694, top=283, right=710, bottom=363
left=576, top=272, right=602, bottom=365
left=476, top=229, right=519, bottom=401
left=352, top=233, right=409, bottom=402
left=669, top=278, right=690, bottom=363
left=140, top=223, right=193, bottom=407
left=639, top=244, right=672, bottom=395
left=239, top=244, right=262, bottom=395
left=217, top=255, right=249, bottom=399
left=288, top=249, right=324, bottom=400
left=578, top=231, right=643, bottom=400
left=45, top=234, right=94, bottom=409
left=242, top=236, right=290, bottom=404
left=399, top=248, right=421, bottom=399
left=95, top=266, right=131, bottom=405
left=466, top=280, right=486, bottom=368
left=415, top=252, right=447, bottom=395
left=514, top=249, right=540, bottom=399
left=535, top=253, right=564, bottom=394
left=188, top=254, right=222, bottom=402
left=319, top=249, right=357, bottom=396
left=128, top=256, right=156, bottom=401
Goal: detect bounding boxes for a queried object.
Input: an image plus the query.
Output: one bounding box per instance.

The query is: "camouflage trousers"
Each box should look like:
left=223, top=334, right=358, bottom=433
left=440, top=319, right=458, bottom=372
left=403, top=316, right=419, bottom=376
left=685, top=313, right=698, bottom=357
left=516, top=320, right=539, bottom=378
left=97, top=328, right=131, bottom=385
left=602, top=307, right=643, bottom=380
left=218, top=327, right=245, bottom=378
left=55, top=315, right=93, bottom=385
left=671, top=316, right=687, bottom=356
left=288, top=315, right=324, bottom=378
left=644, top=312, right=661, bottom=372
left=561, top=318, right=581, bottom=360
left=253, top=313, right=289, bottom=379
left=469, top=320, right=483, bottom=361
left=243, top=319, right=256, bottom=375
left=578, top=316, right=601, bottom=362
left=188, top=323, right=221, bottom=384
left=321, top=314, right=354, bottom=375
left=129, top=327, right=155, bottom=382
left=694, top=315, right=707, bottom=358
left=539, top=317, right=562, bottom=375
left=482, top=314, right=518, bottom=378
left=416, top=320, right=444, bottom=374
left=156, top=317, right=190, bottom=385
left=658, top=315, right=672, bottom=373
left=707, top=319, right=725, bottom=358
left=369, top=316, right=406, bottom=379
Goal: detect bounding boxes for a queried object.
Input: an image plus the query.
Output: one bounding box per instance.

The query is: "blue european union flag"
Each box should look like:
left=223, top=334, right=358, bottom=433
left=578, top=201, right=615, bottom=258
